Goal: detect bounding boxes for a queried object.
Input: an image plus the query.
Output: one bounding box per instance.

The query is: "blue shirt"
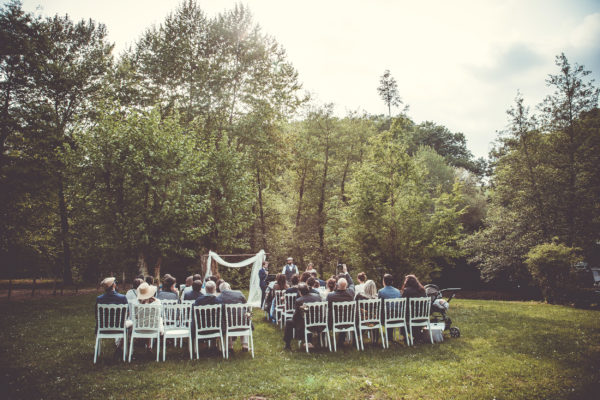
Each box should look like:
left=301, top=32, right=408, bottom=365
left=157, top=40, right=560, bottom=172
left=378, top=285, right=401, bottom=299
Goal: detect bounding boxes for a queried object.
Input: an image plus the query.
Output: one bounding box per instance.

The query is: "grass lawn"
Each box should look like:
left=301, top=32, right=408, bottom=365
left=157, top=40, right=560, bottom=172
left=1, top=295, right=599, bottom=399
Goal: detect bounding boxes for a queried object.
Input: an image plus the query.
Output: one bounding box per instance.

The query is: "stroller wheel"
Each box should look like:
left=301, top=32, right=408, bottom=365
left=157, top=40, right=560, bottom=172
left=450, top=327, right=460, bottom=338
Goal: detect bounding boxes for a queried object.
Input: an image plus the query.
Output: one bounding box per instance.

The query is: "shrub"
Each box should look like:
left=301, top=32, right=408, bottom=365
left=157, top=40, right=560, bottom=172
left=525, top=241, right=581, bottom=303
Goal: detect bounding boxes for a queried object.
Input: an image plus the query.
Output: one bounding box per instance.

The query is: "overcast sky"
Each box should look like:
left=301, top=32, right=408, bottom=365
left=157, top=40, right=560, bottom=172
left=18, top=0, right=600, bottom=158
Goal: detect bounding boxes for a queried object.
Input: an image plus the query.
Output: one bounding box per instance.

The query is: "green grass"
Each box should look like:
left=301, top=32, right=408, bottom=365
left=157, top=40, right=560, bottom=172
left=1, top=295, right=599, bottom=399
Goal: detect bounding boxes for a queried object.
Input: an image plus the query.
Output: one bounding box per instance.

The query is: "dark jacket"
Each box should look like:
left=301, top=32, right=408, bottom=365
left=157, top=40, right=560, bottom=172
left=95, top=290, right=128, bottom=332
left=259, top=268, right=268, bottom=290
left=401, top=286, right=426, bottom=299
left=217, top=289, right=246, bottom=304
left=157, top=290, right=179, bottom=301
left=194, top=294, right=222, bottom=306
left=292, top=292, right=322, bottom=326
left=285, top=287, right=299, bottom=295
left=184, top=290, right=202, bottom=301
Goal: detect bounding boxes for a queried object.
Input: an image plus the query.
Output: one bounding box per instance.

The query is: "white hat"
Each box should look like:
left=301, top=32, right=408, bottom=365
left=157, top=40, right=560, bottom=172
left=287, top=257, right=293, bottom=261
left=136, top=282, right=157, bottom=300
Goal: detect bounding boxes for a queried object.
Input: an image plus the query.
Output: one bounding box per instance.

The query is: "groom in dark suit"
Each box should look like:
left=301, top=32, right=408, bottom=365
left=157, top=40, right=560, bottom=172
left=258, top=260, right=269, bottom=307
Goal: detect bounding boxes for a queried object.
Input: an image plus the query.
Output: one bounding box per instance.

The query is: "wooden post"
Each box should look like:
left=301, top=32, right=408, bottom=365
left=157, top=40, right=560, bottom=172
left=31, top=278, right=36, bottom=297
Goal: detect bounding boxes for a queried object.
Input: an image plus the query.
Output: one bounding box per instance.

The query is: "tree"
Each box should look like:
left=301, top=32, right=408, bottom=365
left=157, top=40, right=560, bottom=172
left=0, top=2, right=113, bottom=283
left=377, top=69, right=403, bottom=118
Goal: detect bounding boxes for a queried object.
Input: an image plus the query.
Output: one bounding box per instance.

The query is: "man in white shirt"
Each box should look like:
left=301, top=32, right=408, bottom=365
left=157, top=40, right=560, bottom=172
left=281, top=257, right=298, bottom=284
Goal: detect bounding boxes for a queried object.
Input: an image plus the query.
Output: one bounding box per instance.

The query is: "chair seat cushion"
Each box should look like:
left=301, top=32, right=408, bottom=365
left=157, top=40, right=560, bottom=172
left=164, top=329, right=189, bottom=336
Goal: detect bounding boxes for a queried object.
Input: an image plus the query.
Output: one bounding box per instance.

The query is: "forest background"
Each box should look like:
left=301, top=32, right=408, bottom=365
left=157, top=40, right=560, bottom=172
left=1, top=0, right=599, bottom=303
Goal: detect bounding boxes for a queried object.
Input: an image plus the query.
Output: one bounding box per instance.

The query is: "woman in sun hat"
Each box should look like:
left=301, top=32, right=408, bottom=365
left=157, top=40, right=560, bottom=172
left=134, top=282, right=164, bottom=352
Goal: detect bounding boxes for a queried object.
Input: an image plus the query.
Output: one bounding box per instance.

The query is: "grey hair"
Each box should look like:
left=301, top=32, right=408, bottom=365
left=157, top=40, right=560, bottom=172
left=205, top=280, right=216, bottom=294
left=219, top=282, right=231, bottom=292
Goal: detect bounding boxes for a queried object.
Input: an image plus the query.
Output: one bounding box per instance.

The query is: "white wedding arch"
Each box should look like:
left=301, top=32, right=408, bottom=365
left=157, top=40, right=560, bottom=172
left=203, top=249, right=266, bottom=307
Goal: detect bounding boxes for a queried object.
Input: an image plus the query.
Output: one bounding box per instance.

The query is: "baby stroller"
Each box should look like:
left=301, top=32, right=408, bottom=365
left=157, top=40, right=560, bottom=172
left=424, top=284, right=461, bottom=338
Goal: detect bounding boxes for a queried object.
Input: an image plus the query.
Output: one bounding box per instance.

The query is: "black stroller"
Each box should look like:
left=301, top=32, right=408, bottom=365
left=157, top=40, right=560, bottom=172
left=424, top=284, right=461, bottom=338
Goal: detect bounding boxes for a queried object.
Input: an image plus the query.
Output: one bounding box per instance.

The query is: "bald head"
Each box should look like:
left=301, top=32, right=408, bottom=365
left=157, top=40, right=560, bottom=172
left=337, top=278, right=348, bottom=290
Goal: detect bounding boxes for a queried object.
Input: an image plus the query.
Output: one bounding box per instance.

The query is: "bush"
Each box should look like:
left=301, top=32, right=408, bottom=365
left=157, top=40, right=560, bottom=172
left=525, top=241, right=581, bottom=303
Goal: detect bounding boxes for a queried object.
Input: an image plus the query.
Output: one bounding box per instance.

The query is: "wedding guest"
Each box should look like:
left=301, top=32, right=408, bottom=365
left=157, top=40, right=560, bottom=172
left=157, top=276, right=179, bottom=301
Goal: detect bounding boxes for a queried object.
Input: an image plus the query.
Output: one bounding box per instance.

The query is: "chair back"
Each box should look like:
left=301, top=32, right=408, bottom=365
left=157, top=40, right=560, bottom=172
left=357, top=299, right=381, bottom=326
left=193, top=304, right=222, bottom=333
left=97, top=304, right=128, bottom=332
left=163, top=303, right=192, bottom=330
left=160, top=299, right=179, bottom=307
left=132, top=303, right=162, bottom=330
left=274, top=290, right=285, bottom=309
left=303, top=301, right=328, bottom=329
left=181, top=300, right=195, bottom=306
left=409, top=297, right=431, bottom=321
left=224, top=304, right=252, bottom=331
left=331, top=301, right=356, bottom=327
left=383, top=298, right=407, bottom=322
left=284, top=293, right=297, bottom=314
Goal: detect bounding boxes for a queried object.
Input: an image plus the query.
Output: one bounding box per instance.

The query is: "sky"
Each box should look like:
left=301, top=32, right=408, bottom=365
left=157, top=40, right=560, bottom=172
left=17, top=0, right=600, bottom=158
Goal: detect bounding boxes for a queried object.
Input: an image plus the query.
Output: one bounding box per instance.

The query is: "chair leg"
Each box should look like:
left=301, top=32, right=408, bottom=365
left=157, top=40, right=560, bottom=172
left=305, top=330, right=309, bottom=353
left=332, top=331, right=337, bottom=352
left=188, top=335, right=193, bottom=359
left=379, top=327, right=385, bottom=348
left=156, top=336, right=160, bottom=362
left=250, top=331, right=254, bottom=358
left=326, top=331, right=332, bottom=352
left=225, top=334, right=229, bottom=359
left=128, top=335, right=134, bottom=362
left=428, top=325, right=434, bottom=344
left=404, top=324, right=410, bottom=346
left=359, top=329, right=364, bottom=351
left=354, top=330, right=360, bottom=350
left=123, top=335, right=127, bottom=362
left=94, top=337, right=99, bottom=364
left=195, top=337, right=199, bottom=360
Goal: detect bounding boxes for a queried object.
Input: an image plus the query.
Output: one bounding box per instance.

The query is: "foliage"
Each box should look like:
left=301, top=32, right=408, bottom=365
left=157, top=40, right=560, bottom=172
left=467, top=55, right=599, bottom=292
left=525, top=241, right=582, bottom=302
left=377, top=69, right=404, bottom=117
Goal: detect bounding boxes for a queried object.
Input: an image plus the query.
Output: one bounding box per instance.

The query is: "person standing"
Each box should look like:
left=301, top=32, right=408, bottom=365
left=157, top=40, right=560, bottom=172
left=259, top=261, right=269, bottom=307
left=282, top=257, right=299, bottom=284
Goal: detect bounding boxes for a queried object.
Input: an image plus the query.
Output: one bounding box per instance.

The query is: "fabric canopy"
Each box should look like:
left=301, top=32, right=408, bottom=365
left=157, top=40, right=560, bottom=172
left=204, top=249, right=265, bottom=307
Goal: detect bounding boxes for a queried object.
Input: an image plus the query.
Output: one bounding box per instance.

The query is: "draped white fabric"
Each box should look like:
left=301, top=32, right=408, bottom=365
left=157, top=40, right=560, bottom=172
left=204, top=250, right=265, bottom=307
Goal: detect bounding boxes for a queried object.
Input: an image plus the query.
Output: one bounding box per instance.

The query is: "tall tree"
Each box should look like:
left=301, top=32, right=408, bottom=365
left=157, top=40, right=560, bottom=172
left=377, top=69, right=403, bottom=118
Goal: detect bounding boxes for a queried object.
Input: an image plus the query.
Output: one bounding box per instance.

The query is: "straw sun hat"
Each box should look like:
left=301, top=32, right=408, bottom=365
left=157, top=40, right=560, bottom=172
left=136, top=282, right=157, bottom=300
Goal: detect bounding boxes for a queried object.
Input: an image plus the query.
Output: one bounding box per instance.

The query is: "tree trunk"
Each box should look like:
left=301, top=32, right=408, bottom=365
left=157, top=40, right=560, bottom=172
left=256, top=166, right=268, bottom=251
left=58, top=175, right=73, bottom=285
left=138, top=251, right=149, bottom=277
left=317, top=132, right=330, bottom=274
left=295, top=162, right=308, bottom=228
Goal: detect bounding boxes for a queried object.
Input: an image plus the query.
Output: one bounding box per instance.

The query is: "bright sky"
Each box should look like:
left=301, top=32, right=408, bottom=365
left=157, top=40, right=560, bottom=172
left=18, top=0, right=600, bottom=158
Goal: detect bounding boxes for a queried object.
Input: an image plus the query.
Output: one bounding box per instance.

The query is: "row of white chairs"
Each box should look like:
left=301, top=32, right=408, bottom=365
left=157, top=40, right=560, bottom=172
left=94, top=301, right=253, bottom=363
left=270, top=291, right=433, bottom=352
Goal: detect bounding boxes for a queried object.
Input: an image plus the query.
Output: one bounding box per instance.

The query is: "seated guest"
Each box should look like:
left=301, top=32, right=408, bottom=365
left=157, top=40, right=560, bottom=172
left=194, top=281, right=221, bottom=306
left=184, top=280, right=203, bottom=301
left=145, top=276, right=154, bottom=286
left=182, top=275, right=194, bottom=297
left=355, top=272, right=367, bottom=297
left=401, top=274, right=426, bottom=298
left=356, top=279, right=380, bottom=344
left=335, top=264, right=356, bottom=297
left=378, top=273, right=402, bottom=342
left=322, top=277, right=336, bottom=300
left=135, top=281, right=164, bottom=352
left=126, top=278, right=143, bottom=302
left=311, top=271, right=327, bottom=288
left=285, top=274, right=301, bottom=294
left=217, top=282, right=249, bottom=352
left=378, top=273, right=401, bottom=299
left=327, top=277, right=355, bottom=344
left=191, top=280, right=222, bottom=345
left=157, top=276, right=179, bottom=301
left=96, top=277, right=128, bottom=339
left=215, top=279, right=225, bottom=293
left=300, top=271, right=312, bottom=283
left=306, top=276, right=320, bottom=294
left=356, top=279, right=377, bottom=300
left=283, top=283, right=322, bottom=349
left=268, top=273, right=288, bottom=322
